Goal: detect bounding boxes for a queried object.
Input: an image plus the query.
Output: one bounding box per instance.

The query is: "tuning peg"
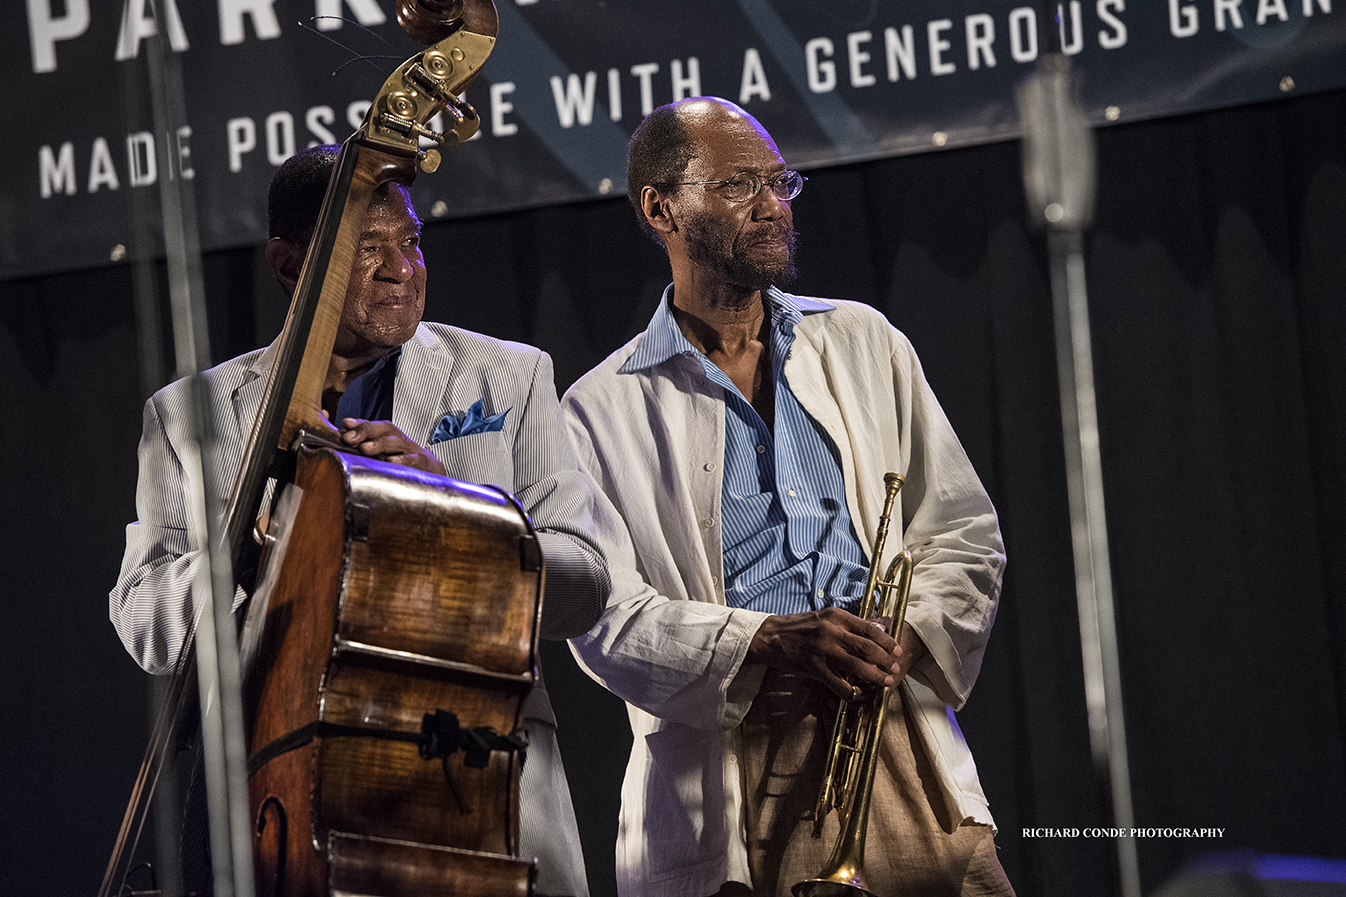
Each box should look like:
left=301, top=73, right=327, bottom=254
left=418, top=149, right=442, bottom=174
left=397, top=0, right=465, bottom=45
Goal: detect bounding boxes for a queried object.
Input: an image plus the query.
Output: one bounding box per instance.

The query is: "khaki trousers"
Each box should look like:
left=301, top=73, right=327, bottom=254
left=719, top=671, right=1015, bottom=897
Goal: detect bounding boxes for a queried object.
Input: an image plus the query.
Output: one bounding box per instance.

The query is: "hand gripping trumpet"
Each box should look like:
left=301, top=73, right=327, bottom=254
left=793, top=472, right=915, bottom=897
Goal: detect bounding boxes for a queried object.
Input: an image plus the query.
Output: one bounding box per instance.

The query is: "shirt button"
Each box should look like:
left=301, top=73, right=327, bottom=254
left=817, top=589, right=825, bottom=599
left=787, top=489, right=797, bottom=497
left=756, top=445, right=766, bottom=454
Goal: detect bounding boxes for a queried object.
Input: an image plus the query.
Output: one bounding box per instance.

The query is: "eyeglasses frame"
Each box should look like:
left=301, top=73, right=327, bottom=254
left=667, top=170, right=807, bottom=203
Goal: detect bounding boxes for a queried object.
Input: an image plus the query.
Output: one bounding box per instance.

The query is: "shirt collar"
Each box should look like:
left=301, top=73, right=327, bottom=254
left=620, top=285, right=835, bottom=374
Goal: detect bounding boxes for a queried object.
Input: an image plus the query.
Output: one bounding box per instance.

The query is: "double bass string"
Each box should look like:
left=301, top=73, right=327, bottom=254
left=299, top=16, right=413, bottom=77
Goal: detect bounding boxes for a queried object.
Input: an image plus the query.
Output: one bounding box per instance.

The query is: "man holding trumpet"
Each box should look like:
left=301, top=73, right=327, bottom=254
left=562, top=97, right=1013, bottom=897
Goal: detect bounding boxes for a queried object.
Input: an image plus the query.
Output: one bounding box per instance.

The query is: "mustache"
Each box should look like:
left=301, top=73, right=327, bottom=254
left=738, top=221, right=796, bottom=252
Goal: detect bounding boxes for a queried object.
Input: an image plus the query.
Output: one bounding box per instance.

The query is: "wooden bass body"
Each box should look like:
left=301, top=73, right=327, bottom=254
left=239, top=442, right=541, bottom=896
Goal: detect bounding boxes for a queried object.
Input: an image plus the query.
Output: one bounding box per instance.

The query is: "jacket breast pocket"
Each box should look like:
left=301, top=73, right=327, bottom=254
left=430, top=431, right=511, bottom=489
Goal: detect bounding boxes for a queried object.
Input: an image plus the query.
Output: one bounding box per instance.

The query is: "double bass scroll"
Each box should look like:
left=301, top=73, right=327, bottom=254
left=223, top=0, right=499, bottom=582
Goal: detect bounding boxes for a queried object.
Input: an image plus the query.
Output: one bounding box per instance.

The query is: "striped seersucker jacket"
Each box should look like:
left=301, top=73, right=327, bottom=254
left=111, top=320, right=606, bottom=897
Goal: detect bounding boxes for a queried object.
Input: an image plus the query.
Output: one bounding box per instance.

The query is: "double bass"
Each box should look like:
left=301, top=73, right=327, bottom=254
left=102, top=2, right=542, bottom=894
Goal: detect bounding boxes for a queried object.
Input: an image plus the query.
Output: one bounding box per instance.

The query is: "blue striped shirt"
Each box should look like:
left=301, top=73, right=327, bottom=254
left=624, top=288, right=870, bottom=615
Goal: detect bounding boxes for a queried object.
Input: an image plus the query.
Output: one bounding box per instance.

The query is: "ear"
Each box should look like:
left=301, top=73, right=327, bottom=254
left=640, top=184, right=678, bottom=241
left=264, top=236, right=305, bottom=296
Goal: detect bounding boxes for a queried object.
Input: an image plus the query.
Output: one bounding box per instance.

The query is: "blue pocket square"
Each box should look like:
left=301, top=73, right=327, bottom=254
left=430, top=400, right=510, bottom=444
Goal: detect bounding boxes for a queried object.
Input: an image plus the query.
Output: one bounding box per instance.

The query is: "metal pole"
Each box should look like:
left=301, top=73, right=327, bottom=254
left=141, top=5, right=255, bottom=895
left=1017, top=53, right=1141, bottom=897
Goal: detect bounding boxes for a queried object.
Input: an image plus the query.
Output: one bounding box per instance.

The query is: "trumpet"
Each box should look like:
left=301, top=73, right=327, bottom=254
left=793, top=472, right=914, bottom=897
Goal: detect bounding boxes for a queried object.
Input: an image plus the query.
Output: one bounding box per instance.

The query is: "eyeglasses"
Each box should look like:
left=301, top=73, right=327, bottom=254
left=671, top=170, right=807, bottom=203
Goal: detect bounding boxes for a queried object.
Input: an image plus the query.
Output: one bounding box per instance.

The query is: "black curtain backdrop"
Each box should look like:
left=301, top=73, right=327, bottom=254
left=2, top=88, right=1343, bottom=897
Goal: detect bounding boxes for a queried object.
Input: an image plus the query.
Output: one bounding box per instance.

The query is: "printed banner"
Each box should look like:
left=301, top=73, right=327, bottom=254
left=5, top=0, right=1345, bottom=280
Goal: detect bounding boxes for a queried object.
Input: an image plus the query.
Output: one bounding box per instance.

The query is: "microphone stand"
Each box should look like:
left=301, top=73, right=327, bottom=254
left=1017, top=53, right=1141, bottom=897
left=141, top=8, right=256, bottom=895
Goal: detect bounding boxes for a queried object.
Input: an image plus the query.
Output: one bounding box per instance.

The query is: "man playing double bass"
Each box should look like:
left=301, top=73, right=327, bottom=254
left=110, top=145, right=602, bottom=897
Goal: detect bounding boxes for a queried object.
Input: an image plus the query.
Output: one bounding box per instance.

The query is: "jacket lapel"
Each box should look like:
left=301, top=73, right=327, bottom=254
left=786, top=322, right=869, bottom=546
left=234, top=341, right=278, bottom=431
left=392, top=324, right=455, bottom=447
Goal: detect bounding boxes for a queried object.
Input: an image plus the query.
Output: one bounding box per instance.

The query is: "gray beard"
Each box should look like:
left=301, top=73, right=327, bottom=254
left=683, top=211, right=798, bottom=298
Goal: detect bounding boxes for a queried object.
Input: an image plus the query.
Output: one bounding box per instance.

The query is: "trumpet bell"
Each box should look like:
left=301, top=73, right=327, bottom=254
left=792, top=869, right=878, bottom=897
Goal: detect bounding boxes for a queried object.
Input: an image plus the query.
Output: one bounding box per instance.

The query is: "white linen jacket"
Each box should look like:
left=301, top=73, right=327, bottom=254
left=562, top=290, right=1005, bottom=897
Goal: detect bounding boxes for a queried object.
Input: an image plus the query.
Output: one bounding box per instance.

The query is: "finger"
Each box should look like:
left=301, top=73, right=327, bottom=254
left=349, top=419, right=401, bottom=434
left=831, top=652, right=897, bottom=691
left=339, top=418, right=370, bottom=443
left=820, top=662, right=893, bottom=700
left=359, top=435, right=414, bottom=458
left=821, top=606, right=899, bottom=652
left=838, top=624, right=900, bottom=669
left=819, top=666, right=861, bottom=701
left=340, top=418, right=401, bottom=437
left=856, top=616, right=901, bottom=652
left=383, top=448, right=446, bottom=476
left=811, top=633, right=889, bottom=688
left=357, top=439, right=389, bottom=456
left=340, top=420, right=408, bottom=450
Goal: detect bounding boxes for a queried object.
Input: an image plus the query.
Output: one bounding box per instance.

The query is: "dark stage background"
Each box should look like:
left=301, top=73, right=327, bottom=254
left=2, top=88, right=1344, bottom=897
